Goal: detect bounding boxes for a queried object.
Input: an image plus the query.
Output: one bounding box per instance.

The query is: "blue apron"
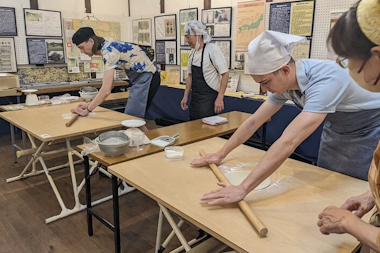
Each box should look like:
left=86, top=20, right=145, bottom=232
left=124, top=70, right=160, bottom=118
left=289, top=91, right=380, bottom=180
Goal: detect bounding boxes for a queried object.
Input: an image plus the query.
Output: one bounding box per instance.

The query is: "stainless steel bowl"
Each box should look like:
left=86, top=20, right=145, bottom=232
left=98, top=131, right=130, bottom=157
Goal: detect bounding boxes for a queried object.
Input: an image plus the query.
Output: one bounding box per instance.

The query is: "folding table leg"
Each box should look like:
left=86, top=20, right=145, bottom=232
left=112, top=175, right=121, bottom=253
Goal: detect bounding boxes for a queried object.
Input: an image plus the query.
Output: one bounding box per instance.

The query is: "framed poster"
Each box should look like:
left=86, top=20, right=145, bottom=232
left=236, top=1, right=265, bottom=51
left=155, top=41, right=177, bottom=65
left=0, top=37, right=17, bottom=72
left=210, top=40, right=231, bottom=69
left=0, top=7, right=17, bottom=36
left=24, top=8, right=62, bottom=37
left=269, top=0, right=315, bottom=37
left=154, top=14, right=177, bottom=40
left=27, top=38, right=65, bottom=64
left=201, top=7, right=232, bottom=38
left=180, top=49, right=191, bottom=84
left=132, top=18, right=152, bottom=46
left=179, top=8, right=198, bottom=46
left=269, top=0, right=315, bottom=59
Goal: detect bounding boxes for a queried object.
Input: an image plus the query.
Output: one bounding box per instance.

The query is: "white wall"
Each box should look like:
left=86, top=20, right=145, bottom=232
left=165, top=0, right=204, bottom=14
left=130, top=0, right=160, bottom=17
left=0, top=0, right=30, bottom=8
left=38, top=0, right=85, bottom=13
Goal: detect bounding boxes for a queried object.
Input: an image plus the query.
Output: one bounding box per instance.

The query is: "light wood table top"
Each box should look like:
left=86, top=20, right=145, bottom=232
left=32, top=80, right=128, bottom=94
left=109, top=137, right=370, bottom=253
left=0, top=91, right=129, bottom=112
left=77, top=111, right=251, bottom=167
left=0, top=102, right=138, bottom=142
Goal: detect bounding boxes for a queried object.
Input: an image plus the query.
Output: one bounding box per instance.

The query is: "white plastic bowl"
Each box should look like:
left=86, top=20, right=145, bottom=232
left=79, top=91, right=98, bottom=101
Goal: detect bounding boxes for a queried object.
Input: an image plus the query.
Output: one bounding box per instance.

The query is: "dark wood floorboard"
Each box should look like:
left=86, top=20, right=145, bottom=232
left=0, top=120, right=202, bottom=253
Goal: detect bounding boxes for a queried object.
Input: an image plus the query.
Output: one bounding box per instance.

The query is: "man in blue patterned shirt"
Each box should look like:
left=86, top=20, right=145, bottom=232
left=71, top=27, right=160, bottom=122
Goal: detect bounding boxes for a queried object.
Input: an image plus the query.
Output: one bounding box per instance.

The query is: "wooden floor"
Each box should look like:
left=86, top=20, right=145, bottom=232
left=0, top=121, right=200, bottom=253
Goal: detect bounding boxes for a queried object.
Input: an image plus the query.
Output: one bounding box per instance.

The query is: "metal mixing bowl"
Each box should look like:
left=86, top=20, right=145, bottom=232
left=98, top=131, right=130, bottom=157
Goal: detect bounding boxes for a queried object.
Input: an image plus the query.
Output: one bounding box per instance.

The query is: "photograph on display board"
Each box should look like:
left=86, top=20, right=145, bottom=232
left=27, top=38, right=65, bottom=64
left=0, top=37, right=17, bottom=72
left=202, top=7, right=232, bottom=38
left=24, top=8, right=62, bottom=37
left=46, top=39, right=64, bottom=63
left=210, top=40, right=231, bottom=69
left=155, top=14, right=177, bottom=40
left=180, top=49, right=191, bottom=84
left=0, top=7, right=17, bottom=36
left=234, top=51, right=247, bottom=71
left=132, top=18, right=152, bottom=46
left=179, top=8, right=198, bottom=46
left=155, top=41, right=176, bottom=65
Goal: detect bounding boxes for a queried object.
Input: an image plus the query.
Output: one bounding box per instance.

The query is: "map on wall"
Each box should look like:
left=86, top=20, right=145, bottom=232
left=236, top=1, right=265, bottom=51
left=63, top=18, right=121, bottom=62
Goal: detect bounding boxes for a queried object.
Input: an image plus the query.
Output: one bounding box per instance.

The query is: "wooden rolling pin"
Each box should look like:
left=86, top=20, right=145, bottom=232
left=65, top=113, right=79, bottom=127
left=199, top=149, right=268, bottom=236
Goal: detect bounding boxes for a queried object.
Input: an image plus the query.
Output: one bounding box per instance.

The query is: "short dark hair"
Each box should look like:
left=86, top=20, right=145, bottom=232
left=327, top=1, right=376, bottom=60
left=91, top=35, right=105, bottom=54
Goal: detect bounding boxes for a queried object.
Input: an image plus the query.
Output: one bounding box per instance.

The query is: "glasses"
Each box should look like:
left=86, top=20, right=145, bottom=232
left=336, top=56, right=348, bottom=68
left=336, top=55, right=380, bottom=86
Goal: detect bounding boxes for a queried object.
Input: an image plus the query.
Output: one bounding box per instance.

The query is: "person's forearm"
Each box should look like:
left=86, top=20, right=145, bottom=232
left=217, top=72, right=229, bottom=99
left=183, top=74, right=192, bottom=98
left=88, top=81, right=113, bottom=111
left=345, top=217, right=380, bottom=252
left=240, top=136, right=298, bottom=193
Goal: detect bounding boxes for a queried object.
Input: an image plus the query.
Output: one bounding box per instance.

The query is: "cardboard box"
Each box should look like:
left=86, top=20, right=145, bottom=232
left=0, top=73, right=20, bottom=89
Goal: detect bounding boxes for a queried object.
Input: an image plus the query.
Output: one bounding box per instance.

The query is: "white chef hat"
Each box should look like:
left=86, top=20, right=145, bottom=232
left=184, top=20, right=212, bottom=43
left=247, top=31, right=306, bottom=75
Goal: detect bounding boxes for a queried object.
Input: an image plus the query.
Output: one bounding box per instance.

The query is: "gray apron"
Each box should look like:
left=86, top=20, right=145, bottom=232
left=189, top=43, right=218, bottom=120
left=318, top=109, right=380, bottom=180
left=124, top=71, right=153, bottom=118
left=288, top=91, right=380, bottom=180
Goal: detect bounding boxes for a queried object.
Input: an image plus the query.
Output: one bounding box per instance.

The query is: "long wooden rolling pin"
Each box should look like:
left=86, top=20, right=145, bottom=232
left=65, top=113, right=79, bottom=127
left=199, top=149, right=268, bottom=236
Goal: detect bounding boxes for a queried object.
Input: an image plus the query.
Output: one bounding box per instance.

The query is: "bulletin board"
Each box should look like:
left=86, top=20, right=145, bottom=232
left=24, top=8, right=62, bottom=37
left=154, top=14, right=177, bottom=41
left=202, top=7, right=232, bottom=38
left=0, top=7, right=17, bottom=36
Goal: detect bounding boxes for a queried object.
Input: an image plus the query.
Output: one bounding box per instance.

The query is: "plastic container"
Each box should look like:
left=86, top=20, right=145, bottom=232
left=164, top=146, right=184, bottom=161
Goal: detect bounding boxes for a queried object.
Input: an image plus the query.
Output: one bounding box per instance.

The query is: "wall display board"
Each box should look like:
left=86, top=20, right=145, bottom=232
left=26, top=38, right=64, bottom=64
left=179, top=8, right=198, bottom=46
left=63, top=18, right=121, bottom=61
left=132, top=18, right=152, bottom=46
left=24, top=8, right=62, bottom=37
left=0, top=7, right=17, bottom=36
left=0, top=37, right=17, bottom=72
left=180, top=48, right=191, bottom=84
left=269, top=0, right=315, bottom=58
left=154, top=14, right=177, bottom=41
left=210, top=40, right=231, bottom=69
left=236, top=1, right=265, bottom=51
left=202, top=7, right=232, bottom=38
left=155, top=41, right=177, bottom=65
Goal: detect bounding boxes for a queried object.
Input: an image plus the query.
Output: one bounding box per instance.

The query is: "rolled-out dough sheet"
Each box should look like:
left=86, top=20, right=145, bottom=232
left=224, top=170, right=271, bottom=190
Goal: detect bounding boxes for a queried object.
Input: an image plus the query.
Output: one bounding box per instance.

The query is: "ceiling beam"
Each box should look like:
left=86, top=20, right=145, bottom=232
left=160, top=0, right=165, bottom=13
left=85, top=0, right=91, bottom=13
left=204, top=0, right=211, bottom=10
left=30, top=0, right=38, bottom=10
